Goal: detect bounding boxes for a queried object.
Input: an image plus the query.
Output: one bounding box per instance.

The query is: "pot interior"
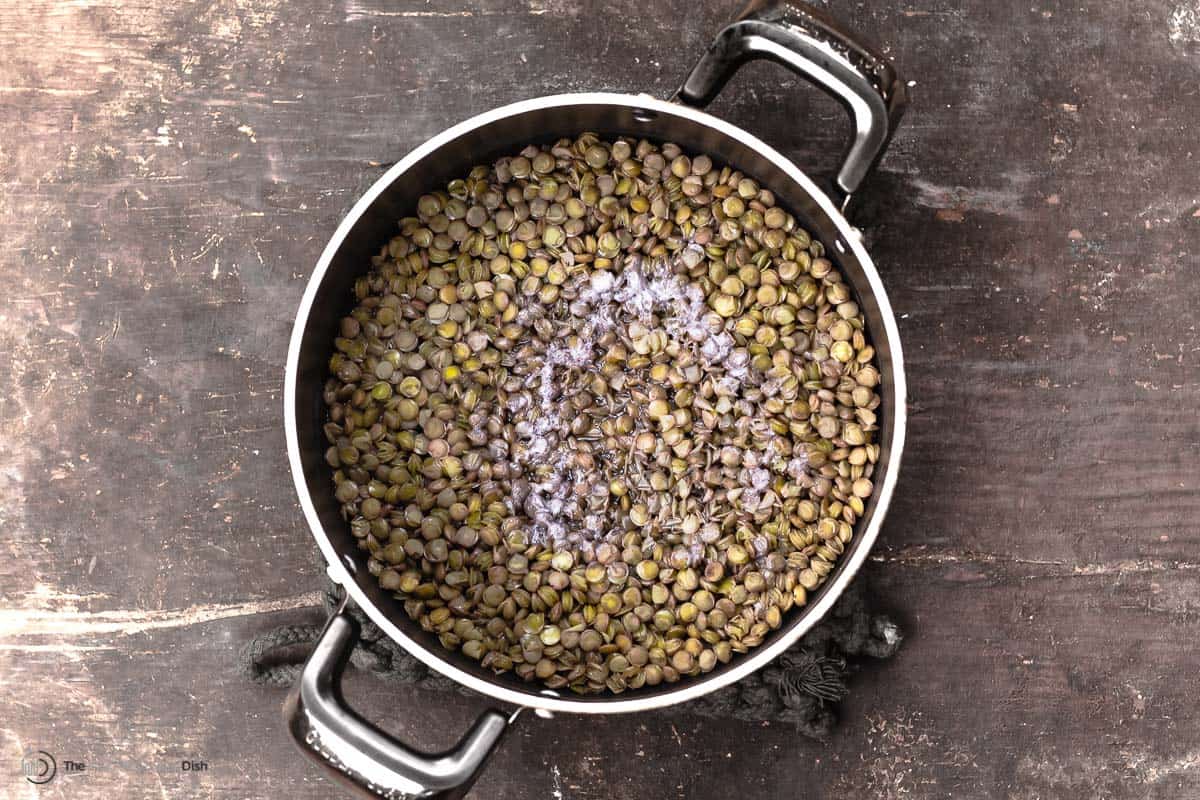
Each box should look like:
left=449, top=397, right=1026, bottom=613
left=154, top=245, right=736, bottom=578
left=290, top=95, right=902, bottom=709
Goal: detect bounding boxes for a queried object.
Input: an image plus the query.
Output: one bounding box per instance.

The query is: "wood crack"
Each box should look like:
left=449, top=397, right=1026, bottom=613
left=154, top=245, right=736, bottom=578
left=870, top=548, right=1200, bottom=576
left=0, top=591, right=324, bottom=641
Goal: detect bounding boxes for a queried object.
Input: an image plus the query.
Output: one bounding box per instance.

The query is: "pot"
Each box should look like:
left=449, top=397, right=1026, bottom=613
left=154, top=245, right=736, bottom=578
left=282, top=2, right=908, bottom=797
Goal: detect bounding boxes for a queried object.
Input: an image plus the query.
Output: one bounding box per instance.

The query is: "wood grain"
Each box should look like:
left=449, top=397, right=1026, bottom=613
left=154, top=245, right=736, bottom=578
left=2, top=0, right=1198, bottom=797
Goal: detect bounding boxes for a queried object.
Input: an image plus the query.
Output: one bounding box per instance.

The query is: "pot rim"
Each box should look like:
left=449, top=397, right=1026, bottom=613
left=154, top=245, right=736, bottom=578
left=285, top=91, right=907, bottom=714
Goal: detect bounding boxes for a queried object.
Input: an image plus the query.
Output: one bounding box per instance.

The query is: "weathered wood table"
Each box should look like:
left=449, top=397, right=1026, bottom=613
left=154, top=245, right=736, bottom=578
left=3, top=0, right=1199, bottom=797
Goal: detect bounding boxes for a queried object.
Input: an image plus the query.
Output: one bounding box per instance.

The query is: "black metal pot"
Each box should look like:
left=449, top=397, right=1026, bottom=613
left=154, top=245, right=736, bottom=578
left=283, top=2, right=907, bottom=796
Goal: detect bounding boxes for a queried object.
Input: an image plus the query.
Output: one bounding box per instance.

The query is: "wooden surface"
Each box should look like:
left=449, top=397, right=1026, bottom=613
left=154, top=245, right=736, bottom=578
left=2, top=0, right=1199, bottom=797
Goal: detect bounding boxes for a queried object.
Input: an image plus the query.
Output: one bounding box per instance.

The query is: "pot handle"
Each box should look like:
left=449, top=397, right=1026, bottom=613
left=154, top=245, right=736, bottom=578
left=283, top=595, right=515, bottom=799
left=675, top=0, right=906, bottom=206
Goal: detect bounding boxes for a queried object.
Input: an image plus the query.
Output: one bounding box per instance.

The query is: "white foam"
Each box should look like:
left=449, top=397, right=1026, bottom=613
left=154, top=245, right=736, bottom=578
left=506, top=244, right=772, bottom=546
left=786, top=452, right=810, bottom=482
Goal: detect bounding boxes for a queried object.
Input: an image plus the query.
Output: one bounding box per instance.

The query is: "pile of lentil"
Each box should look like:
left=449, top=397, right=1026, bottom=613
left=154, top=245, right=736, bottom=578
left=322, top=134, right=882, bottom=695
